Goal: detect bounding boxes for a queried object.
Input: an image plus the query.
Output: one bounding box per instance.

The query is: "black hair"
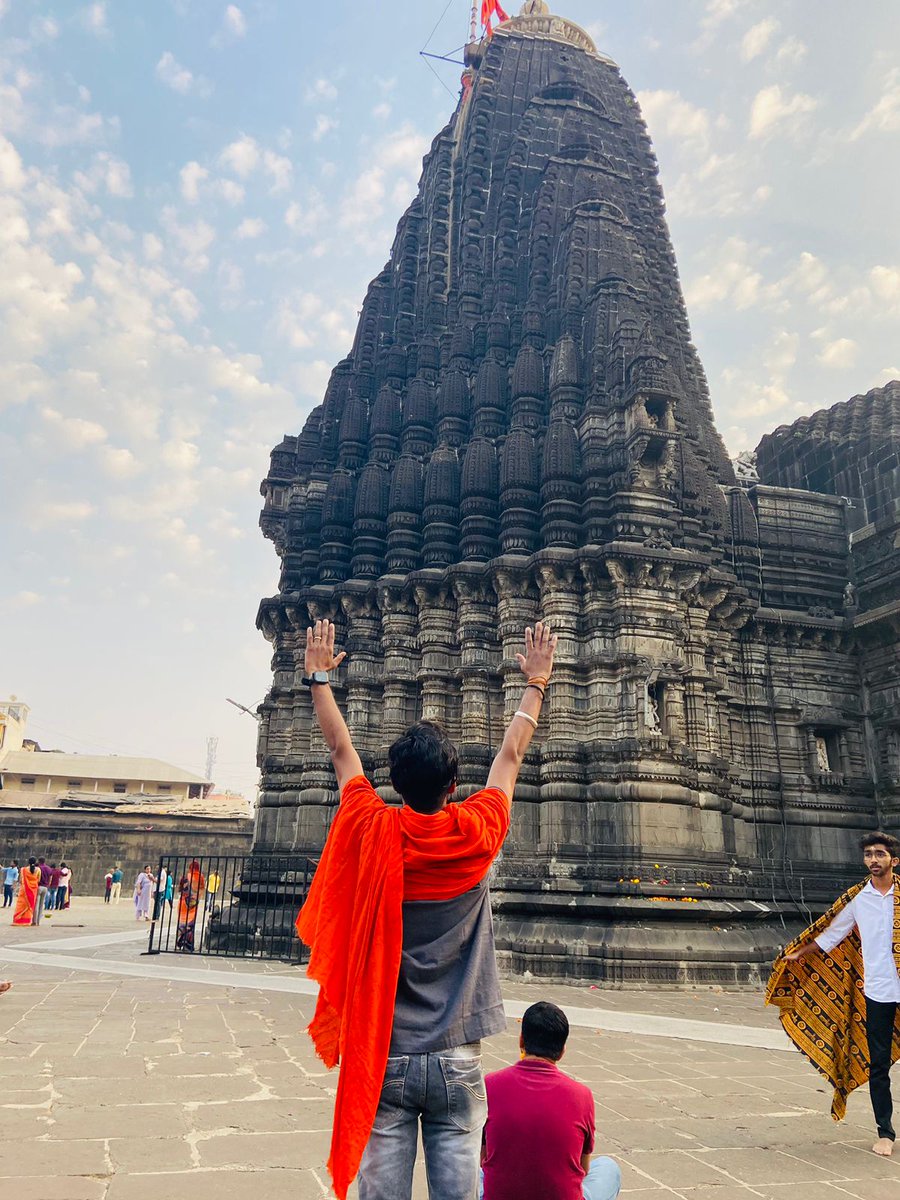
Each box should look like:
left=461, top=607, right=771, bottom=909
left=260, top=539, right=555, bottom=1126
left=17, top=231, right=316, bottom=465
left=522, top=1001, right=569, bottom=1061
left=28, top=857, right=36, bottom=868
left=861, top=831, right=900, bottom=857
left=388, top=721, right=459, bottom=814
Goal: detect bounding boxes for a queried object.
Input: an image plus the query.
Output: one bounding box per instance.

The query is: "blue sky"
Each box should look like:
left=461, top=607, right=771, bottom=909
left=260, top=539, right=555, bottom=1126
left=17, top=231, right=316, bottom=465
left=1, top=0, right=898, bottom=798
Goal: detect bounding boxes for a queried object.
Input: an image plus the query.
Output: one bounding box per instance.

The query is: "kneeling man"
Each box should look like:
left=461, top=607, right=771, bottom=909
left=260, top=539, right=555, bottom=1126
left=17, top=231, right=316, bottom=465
left=481, top=1001, right=621, bottom=1200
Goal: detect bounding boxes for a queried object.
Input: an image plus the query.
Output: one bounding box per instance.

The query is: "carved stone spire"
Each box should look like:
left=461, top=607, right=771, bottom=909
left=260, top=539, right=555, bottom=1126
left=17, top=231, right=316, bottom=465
left=253, top=8, right=886, bottom=986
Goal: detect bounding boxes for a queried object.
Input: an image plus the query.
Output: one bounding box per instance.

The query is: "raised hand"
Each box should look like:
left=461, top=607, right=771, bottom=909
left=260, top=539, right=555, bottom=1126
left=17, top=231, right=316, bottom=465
left=305, top=619, right=348, bottom=675
left=515, top=621, right=558, bottom=681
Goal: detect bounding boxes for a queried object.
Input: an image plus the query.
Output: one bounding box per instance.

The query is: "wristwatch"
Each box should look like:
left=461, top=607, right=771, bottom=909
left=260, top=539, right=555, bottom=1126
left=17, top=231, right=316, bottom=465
left=302, top=671, right=331, bottom=687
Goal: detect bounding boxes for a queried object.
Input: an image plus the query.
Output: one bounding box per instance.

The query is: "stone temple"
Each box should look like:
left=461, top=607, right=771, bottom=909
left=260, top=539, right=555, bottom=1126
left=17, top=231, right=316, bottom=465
left=254, top=2, right=900, bottom=983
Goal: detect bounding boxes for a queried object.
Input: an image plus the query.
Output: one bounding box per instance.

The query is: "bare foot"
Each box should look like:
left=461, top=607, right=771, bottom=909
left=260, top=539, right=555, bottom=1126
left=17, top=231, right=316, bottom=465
left=873, top=1137, right=894, bottom=1156
left=0, top=982, right=11, bottom=995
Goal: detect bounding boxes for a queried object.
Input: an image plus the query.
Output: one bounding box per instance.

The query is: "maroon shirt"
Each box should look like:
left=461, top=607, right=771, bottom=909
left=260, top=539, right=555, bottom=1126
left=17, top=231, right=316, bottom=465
left=39, top=863, right=52, bottom=887
left=49, top=868, right=62, bottom=887
left=483, top=1059, right=595, bottom=1200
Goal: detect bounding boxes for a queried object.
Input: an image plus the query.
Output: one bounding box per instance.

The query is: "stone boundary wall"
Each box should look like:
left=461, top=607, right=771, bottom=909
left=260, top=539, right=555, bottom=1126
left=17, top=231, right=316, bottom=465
left=0, top=808, right=253, bottom=895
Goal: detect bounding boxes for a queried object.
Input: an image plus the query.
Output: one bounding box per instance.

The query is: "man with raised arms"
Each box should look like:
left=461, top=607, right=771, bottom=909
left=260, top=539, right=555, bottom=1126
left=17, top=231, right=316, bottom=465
left=296, top=618, right=557, bottom=1200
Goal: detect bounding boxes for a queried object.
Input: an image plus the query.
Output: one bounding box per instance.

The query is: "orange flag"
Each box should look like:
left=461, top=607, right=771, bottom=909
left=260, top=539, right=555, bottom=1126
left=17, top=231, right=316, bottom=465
left=481, top=0, right=509, bottom=37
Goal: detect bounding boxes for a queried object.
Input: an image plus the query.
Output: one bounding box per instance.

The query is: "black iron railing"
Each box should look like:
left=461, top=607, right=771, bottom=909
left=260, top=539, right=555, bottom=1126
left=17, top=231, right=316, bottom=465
left=145, top=854, right=316, bottom=963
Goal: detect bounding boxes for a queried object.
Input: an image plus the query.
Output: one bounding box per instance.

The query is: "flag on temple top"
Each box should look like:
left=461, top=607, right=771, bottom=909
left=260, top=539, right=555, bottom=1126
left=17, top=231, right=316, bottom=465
left=481, top=0, right=509, bottom=37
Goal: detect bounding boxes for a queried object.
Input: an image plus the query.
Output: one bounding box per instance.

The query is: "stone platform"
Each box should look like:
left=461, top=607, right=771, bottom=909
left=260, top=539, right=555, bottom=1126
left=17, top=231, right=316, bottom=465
left=1, top=899, right=898, bottom=1199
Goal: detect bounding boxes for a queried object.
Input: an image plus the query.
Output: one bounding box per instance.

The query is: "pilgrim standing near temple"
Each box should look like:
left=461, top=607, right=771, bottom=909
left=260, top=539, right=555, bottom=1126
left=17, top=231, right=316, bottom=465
left=296, top=618, right=557, bottom=1200
left=110, top=866, right=123, bottom=903
left=3, top=861, right=18, bottom=908
left=57, top=863, right=71, bottom=909
left=13, top=858, right=40, bottom=926
left=768, top=832, right=900, bottom=1156
left=133, top=866, right=154, bottom=921
left=103, top=870, right=113, bottom=902
left=33, top=857, right=51, bottom=925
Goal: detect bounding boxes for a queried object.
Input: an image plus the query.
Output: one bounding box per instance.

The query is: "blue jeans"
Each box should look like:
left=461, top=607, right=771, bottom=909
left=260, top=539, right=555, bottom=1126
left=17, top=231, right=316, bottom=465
left=358, top=1043, right=486, bottom=1200
left=480, top=1156, right=621, bottom=1200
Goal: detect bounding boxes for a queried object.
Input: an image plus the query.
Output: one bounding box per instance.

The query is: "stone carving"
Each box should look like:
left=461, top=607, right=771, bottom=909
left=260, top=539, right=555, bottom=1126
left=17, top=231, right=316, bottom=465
left=252, top=4, right=900, bottom=985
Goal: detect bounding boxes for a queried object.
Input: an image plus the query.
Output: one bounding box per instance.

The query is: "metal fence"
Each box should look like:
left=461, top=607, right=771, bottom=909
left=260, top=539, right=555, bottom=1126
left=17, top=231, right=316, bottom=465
left=145, top=854, right=316, bottom=963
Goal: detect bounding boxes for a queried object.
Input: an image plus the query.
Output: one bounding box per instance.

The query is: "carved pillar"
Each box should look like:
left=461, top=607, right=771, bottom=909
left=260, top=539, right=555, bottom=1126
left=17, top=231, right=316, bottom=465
left=536, top=559, right=581, bottom=743
left=414, top=581, right=458, bottom=730
left=451, top=570, right=499, bottom=759
left=492, top=565, right=540, bottom=725
left=340, top=588, right=382, bottom=753
left=377, top=583, right=419, bottom=746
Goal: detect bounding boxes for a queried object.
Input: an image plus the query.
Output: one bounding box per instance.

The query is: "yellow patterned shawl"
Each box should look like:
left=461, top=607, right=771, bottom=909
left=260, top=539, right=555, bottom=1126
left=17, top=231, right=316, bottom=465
left=765, top=876, right=900, bottom=1120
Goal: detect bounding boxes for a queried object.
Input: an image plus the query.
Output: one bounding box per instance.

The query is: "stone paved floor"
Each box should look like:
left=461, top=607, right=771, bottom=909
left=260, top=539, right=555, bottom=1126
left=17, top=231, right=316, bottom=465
left=2, top=899, right=899, bottom=1199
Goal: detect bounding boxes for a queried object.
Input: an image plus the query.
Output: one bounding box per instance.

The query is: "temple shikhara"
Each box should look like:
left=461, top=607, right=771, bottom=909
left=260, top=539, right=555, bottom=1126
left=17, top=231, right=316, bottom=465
left=254, top=2, right=900, bottom=983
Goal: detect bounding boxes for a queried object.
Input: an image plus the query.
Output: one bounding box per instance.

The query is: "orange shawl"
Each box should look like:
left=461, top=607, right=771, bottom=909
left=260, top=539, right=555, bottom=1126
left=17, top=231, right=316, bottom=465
left=296, top=775, right=510, bottom=1200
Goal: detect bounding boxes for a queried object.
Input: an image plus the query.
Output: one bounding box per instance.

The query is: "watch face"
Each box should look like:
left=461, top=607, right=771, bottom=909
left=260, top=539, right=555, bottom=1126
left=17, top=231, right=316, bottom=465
left=313, top=671, right=329, bottom=684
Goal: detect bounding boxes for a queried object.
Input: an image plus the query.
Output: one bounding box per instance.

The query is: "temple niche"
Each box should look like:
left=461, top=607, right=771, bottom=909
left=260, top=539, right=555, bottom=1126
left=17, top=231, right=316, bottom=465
left=255, top=3, right=900, bottom=984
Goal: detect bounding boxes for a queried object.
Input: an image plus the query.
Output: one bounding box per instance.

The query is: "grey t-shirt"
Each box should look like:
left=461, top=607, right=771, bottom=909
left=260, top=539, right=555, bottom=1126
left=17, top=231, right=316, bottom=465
left=390, top=875, right=507, bottom=1053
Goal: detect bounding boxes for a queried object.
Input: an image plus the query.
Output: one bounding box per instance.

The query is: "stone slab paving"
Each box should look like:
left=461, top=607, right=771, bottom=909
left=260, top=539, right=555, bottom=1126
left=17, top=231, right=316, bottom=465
left=1, top=900, right=899, bottom=1199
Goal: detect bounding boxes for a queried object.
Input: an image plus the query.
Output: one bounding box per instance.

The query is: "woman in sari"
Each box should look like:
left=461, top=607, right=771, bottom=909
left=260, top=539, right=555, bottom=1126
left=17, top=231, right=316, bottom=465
left=176, top=860, right=205, bottom=951
left=12, top=858, right=40, bottom=926
left=133, top=865, right=154, bottom=921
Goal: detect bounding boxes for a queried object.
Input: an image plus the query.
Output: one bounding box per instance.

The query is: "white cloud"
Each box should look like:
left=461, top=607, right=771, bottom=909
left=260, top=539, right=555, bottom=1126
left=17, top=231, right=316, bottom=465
left=873, top=367, right=900, bottom=387
left=285, top=192, right=326, bottom=236
left=870, top=265, right=900, bottom=307
left=312, top=114, right=338, bottom=143
left=763, top=330, right=799, bottom=374
left=235, top=217, right=266, bottom=239
left=160, top=207, right=216, bottom=272
left=373, top=102, right=391, bottom=121
left=274, top=291, right=355, bottom=352
left=156, top=52, right=209, bottom=97
left=31, top=500, right=96, bottom=526
left=216, top=179, right=243, bottom=205
left=162, top=439, right=200, bottom=472
left=223, top=5, right=246, bottom=37
left=306, top=78, right=338, bottom=103
left=41, top=406, right=108, bottom=449
left=637, top=90, right=711, bottom=152
left=851, top=69, right=900, bottom=139
left=100, top=446, right=140, bottom=478
left=0, top=135, right=26, bottom=190
left=79, top=3, right=108, bottom=35
left=338, top=125, right=427, bottom=237
left=10, top=590, right=44, bottom=608
left=75, top=152, right=133, bottom=198
left=143, top=233, right=163, bottom=261
left=749, top=85, right=818, bottom=140
left=775, top=37, right=807, bottom=67
left=180, top=161, right=208, bottom=203
left=220, top=134, right=259, bottom=177
left=263, top=149, right=292, bottom=193
left=741, top=18, right=779, bottom=62
left=30, top=16, right=59, bottom=40
left=817, top=337, right=858, bottom=369
left=684, top=237, right=771, bottom=312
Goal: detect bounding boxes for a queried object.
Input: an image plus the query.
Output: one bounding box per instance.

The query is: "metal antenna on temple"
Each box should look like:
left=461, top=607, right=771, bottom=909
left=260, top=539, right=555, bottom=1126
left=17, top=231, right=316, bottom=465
left=226, top=697, right=260, bottom=722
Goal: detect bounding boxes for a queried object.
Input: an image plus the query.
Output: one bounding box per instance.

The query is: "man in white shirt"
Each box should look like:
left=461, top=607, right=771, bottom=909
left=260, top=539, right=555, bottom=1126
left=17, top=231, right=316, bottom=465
left=787, top=832, right=900, bottom=1156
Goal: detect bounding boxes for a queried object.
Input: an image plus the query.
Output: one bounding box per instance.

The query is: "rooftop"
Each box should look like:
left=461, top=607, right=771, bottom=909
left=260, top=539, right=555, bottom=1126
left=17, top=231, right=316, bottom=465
left=0, top=750, right=209, bottom=787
